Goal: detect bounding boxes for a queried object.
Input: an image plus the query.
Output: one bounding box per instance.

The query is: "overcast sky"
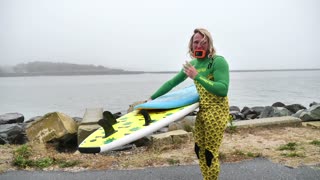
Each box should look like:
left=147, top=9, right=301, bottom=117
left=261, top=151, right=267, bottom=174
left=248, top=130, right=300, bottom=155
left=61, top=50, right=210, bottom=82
left=1, top=0, right=319, bottom=71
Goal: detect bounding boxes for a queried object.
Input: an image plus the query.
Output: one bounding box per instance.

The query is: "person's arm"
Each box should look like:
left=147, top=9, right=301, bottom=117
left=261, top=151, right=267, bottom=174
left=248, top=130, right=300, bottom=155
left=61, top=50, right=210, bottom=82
left=150, top=70, right=187, bottom=99
left=194, top=57, right=229, bottom=97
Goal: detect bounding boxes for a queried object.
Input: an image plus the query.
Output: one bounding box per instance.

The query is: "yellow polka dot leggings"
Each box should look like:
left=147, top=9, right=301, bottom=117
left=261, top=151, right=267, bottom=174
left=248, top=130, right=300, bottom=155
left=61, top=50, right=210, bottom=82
left=194, top=83, right=229, bottom=180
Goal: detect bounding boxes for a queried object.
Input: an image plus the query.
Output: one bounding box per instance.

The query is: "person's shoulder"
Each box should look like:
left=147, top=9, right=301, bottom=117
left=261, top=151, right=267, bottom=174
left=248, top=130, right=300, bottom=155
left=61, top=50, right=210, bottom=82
left=213, top=55, right=228, bottom=64
left=214, top=55, right=226, bottom=61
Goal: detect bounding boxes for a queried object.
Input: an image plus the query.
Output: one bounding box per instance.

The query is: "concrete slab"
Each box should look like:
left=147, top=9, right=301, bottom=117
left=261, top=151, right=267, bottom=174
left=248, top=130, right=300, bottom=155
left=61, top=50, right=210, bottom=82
left=77, top=124, right=101, bottom=145
left=150, top=130, right=192, bottom=150
left=232, top=116, right=302, bottom=128
left=302, top=121, right=320, bottom=128
left=80, top=108, right=103, bottom=125
left=77, top=108, right=103, bottom=144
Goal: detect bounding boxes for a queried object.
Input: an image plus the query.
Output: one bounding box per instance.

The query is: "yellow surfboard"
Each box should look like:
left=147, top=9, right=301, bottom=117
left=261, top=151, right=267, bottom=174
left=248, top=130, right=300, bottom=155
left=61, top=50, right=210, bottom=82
left=79, top=85, right=199, bottom=153
left=78, top=103, right=198, bottom=153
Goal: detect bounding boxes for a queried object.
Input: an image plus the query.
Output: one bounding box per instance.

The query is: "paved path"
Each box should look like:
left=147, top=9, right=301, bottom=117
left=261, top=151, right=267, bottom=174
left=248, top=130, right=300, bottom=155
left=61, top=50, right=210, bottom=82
left=1, top=158, right=319, bottom=180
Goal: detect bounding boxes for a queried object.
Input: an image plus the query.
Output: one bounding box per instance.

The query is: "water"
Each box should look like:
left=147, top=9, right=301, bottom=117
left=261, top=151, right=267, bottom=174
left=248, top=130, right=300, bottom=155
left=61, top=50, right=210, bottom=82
left=0, top=70, right=319, bottom=120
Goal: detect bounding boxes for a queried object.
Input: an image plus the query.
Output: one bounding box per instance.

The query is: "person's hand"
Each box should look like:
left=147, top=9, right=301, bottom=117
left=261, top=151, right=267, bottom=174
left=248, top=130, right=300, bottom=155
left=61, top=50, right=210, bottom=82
left=183, top=61, right=198, bottom=79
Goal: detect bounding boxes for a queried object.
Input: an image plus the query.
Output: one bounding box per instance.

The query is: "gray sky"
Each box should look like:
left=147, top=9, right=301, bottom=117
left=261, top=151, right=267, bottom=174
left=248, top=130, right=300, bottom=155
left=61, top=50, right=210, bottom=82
left=1, top=0, right=319, bottom=71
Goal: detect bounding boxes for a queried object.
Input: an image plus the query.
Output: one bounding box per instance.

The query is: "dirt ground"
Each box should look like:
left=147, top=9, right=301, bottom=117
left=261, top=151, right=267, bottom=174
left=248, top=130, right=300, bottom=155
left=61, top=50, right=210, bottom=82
left=0, top=125, right=319, bottom=173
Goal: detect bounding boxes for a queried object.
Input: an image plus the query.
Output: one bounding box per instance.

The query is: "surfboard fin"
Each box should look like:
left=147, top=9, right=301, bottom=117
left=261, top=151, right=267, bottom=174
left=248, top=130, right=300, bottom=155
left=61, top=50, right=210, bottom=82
left=98, top=118, right=116, bottom=138
left=103, top=111, right=117, bottom=125
left=140, top=109, right=151, bottom=126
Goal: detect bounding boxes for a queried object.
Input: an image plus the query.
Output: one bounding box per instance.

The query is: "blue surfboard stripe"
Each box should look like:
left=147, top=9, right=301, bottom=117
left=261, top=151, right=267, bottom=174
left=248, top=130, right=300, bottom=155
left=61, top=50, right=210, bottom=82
left=134, top=85, right=199, bottom=110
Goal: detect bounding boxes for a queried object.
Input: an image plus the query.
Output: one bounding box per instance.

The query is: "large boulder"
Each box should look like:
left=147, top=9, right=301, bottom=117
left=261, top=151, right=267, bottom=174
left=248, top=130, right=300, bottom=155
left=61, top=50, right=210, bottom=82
left=0, top=123, right=27, bottom=144
left=298, top=104, right=320, bottom=121
left=0, top=113, right=24, bottom=125
left=259, top=106, right=292, bottom=118
left=229, top=106, right=240, bottom=112
left=285, top=104, right=306, bottom=113
left=25, top=112, right=78, bottom=143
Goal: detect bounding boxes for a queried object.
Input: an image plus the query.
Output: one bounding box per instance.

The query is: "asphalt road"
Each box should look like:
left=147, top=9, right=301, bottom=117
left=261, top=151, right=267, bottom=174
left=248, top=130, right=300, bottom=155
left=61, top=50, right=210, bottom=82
left=1, top=158, right=319, bottom=180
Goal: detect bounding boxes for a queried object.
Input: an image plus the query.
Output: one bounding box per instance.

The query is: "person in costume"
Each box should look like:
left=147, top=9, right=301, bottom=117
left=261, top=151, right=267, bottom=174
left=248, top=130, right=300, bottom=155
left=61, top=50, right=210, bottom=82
left=149, top=28, right=230, bottom=180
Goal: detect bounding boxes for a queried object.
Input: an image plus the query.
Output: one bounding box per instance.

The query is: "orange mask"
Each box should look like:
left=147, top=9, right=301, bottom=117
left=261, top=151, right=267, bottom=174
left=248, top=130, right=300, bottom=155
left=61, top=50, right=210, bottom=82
left=193, top=50, right=206, bottom=58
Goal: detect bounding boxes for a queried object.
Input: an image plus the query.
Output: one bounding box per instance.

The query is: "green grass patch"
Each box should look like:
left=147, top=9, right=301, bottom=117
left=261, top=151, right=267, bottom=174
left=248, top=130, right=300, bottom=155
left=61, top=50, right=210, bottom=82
left=277, top=142, right=297, bottom=151
left=281, top=152, right=305, bottom=158
left=310, top=140, right=320, bottom=147
left=225, top=118, right=237, bottom=134
left=32, top=158, right=54, bottom=168
left=56, top=159, right=81, bottom=168
left=13, top=145, right=80, bottom=169
left=246, top=152, right=262, bottom=158
left=167, top=158, right=180, bottom=165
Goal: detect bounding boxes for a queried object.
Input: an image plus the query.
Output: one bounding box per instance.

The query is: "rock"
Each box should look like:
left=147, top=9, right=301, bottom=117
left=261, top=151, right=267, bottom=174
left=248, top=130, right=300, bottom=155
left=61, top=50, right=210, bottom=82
left=272, top=102, right=285, bottom=107
left=230, top=111, right=245, bottom=120
left=168, top=122, right=184, bottom=131
left=229, top=106, right=240, bottom=112
left=285, top=104, right=306, bottom=113
left=309, top=102, right=319, bottom=107
left=168, top=116, right=196, bottom=132
left=26, top=116, right=42, bottom=124
left=276, top=107, right=293, bottom=117
left=259, top=106, right=274, bottom=118
left=251, top=106, right=265, bottom=115
left=72, top=117, right=83, bottom=124
left=240, top=106, right=250, bottom=114
left=246, top=114, right=258, bottom=120
left=25, top=112, right=78, bottom=143
left=259, top=106, right=292, bottom=118
left=0, top=113, right=24, bottom=125
left=299, top=104, right=320, bottom=121
left=241, top=107, right=259, bottom=120
left=0, top=123, right=27, bottom=144
left=0, top=137, right=6, bottom=144
left=292, top=109, right=305, bottom=118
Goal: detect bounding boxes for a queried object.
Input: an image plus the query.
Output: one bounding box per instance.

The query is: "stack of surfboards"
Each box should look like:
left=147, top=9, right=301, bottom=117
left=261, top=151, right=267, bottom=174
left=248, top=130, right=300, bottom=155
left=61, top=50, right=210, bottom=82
left=78, top=85, right=199, bottom=153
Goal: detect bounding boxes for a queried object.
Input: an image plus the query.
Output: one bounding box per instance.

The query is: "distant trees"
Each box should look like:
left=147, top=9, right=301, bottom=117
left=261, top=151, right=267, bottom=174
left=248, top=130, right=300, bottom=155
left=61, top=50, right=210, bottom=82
left=12, top=61, right=124, bottom=73
left=0, top=61, right=144, bottom=77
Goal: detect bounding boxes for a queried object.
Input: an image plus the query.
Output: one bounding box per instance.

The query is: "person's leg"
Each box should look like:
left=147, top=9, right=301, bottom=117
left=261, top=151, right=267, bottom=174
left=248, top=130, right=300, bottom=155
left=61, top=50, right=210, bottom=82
left=193, top=110, right=208, bottom=179
left=202, top=107, right=229, bottom=180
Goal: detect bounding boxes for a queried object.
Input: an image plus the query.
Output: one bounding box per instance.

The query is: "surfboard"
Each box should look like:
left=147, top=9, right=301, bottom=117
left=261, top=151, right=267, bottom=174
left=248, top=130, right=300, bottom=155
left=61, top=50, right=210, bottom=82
left=134, top=85, right=199, bottom=110
left=78, top=85, right=199, bottom=153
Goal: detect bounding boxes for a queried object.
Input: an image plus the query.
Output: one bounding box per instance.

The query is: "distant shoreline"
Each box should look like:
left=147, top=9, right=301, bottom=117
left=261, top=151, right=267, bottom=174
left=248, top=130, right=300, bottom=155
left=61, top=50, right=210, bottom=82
left=0, top=68, right=319, bottom=77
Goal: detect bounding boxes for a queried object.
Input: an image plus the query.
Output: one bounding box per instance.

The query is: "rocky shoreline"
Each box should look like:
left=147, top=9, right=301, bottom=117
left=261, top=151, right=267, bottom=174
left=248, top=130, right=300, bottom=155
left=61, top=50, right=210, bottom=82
left=0, top=101, right=319, bottom=148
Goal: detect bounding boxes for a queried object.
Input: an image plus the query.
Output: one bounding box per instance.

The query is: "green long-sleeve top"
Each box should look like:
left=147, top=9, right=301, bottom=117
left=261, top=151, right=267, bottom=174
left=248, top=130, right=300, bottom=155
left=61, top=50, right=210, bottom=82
left=150, top=55, right=229, bottom=100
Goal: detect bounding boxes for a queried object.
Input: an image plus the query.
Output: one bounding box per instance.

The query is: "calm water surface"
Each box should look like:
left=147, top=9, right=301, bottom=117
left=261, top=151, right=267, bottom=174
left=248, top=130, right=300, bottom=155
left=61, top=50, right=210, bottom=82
left=0, top=71, right=319, bottom=120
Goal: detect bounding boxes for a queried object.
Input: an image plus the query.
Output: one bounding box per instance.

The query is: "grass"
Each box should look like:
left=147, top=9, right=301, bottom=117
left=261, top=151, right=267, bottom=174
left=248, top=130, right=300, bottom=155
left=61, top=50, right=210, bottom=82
left=167, top=158, right=180, bottom=165
left=281, top=152, right=305, bottom=158
left=246, top=152, right=262, bottom=158
left=277, top=142, right=297, bottom=151
left=310, top=140, right=320, bottom=147
left=13, top=144, right=80, bottom=169
left=277, top=142, right=306, bottom=158
left=225, top=117, right=237, bottom=134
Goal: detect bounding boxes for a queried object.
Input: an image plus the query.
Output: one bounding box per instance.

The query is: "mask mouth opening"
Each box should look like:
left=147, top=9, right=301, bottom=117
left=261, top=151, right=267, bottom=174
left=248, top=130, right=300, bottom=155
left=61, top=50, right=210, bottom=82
left=194, top=50, right=206, bottom=58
